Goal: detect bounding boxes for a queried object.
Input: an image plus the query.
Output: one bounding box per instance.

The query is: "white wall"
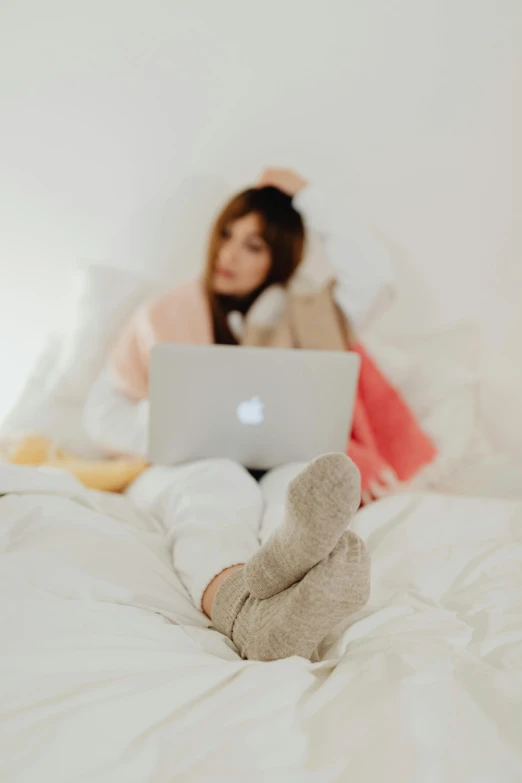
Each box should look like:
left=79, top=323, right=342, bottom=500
left=1, top=0, right=521, bottom=453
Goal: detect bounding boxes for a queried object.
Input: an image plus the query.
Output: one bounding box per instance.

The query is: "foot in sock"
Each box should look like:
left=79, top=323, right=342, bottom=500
left=244, top=453, right=361, bottom=600
left=212, top=530, right=370, bottom=661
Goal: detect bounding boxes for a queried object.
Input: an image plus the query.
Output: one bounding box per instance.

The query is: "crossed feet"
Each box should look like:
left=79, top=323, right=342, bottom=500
left=211, top=454, right=371, bottom=661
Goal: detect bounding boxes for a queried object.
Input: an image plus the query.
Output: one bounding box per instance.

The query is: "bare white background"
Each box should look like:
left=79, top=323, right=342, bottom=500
left=1, top=0, right=520, bottom=454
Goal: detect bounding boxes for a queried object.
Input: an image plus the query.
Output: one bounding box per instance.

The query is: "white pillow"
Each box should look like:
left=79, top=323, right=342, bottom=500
left=0, top=333, right=62, bottom=434
left=0, top=263, right=162, bottom=457
left=365, top=323, right=482, bottom=483
left=48, top=262, right=164, bottom=400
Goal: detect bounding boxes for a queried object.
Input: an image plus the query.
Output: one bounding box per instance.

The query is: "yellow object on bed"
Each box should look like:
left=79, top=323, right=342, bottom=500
left=5, top=435, right=147, bottom=492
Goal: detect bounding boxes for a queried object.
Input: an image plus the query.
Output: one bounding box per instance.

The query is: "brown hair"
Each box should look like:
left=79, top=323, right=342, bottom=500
left=204, top=186, right=305, bottom=344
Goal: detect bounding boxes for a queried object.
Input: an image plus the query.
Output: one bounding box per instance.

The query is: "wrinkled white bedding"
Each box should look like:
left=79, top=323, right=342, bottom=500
left=1, top=465, right=521, bottom=782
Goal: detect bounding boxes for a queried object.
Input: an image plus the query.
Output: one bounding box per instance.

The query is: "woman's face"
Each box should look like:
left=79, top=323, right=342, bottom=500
left=212, top=212, right=272, bottom=297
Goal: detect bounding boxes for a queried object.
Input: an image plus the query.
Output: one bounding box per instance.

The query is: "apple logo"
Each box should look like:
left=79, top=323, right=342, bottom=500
left=236, top=396, right=264, bottom=426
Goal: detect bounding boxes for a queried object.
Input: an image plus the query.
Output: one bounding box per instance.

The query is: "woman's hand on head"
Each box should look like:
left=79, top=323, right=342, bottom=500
left=258, top=168, right=308, bottom=198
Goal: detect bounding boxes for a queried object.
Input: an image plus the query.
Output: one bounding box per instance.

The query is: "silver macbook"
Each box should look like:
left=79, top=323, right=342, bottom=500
left=148, top=344, right=360, bottom=470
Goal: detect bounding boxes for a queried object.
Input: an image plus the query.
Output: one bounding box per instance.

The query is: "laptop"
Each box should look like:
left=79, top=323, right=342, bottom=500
left=148, top=344, right=360, bottom=470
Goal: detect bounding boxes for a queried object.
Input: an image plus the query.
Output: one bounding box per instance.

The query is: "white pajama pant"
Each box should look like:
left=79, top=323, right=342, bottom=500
left=124, top=459, right=307, bottom=608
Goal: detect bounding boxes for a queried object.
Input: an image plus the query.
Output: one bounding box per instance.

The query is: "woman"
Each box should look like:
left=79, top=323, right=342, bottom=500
left=84, top=168, right=435, bottom=661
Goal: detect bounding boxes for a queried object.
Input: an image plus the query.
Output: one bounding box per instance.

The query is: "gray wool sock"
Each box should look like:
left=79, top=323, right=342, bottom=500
left=212, top=531, right=370, bottom=662
left=244, top=453, right=361, bottom=600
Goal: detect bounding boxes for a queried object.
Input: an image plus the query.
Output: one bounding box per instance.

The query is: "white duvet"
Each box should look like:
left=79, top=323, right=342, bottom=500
left=1, top=465, right=521, bottom=782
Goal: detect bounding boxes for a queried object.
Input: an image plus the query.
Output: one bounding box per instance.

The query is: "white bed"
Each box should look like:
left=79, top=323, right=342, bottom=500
left=1, top=260, right=521, bottom=781
left=1, top=465, right=521, bottom=781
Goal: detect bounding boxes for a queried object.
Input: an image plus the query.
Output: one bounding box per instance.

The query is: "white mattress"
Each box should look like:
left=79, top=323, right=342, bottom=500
left=1, top=465, right=521, bottom=782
